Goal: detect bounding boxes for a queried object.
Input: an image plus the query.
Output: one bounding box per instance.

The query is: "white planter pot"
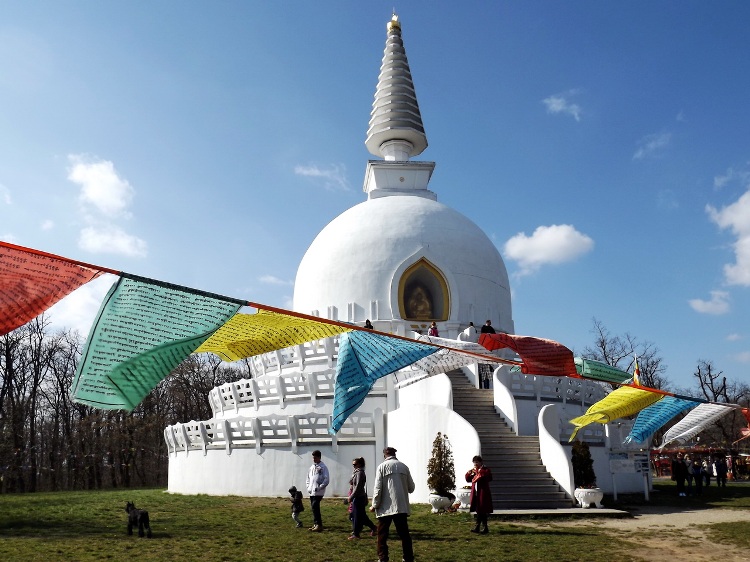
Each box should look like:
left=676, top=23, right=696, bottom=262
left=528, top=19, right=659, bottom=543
left=456, top=488, right=472, bottom=510
left=428, top=493, right=453, bottom=513
left=574, top=487, right=603, bottom=508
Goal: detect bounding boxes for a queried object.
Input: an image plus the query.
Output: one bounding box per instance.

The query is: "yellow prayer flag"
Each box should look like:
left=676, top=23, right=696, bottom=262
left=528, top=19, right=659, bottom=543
left=569, top=386, right=662, bottom=441
left=196, top=310, right=352, bottom=362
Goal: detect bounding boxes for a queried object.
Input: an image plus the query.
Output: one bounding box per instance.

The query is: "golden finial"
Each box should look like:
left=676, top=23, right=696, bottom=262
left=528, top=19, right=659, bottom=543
left=387, top=12, right=401, bottom=32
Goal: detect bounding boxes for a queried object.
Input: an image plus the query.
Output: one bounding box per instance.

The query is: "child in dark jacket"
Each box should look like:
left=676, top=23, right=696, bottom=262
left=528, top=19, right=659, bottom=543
left=289, top=487, right=305, bottom=528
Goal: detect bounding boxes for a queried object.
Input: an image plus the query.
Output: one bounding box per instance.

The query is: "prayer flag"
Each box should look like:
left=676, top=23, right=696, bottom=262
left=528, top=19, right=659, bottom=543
left=392, top=334, right=499, bottom=385
left=623, top=396, right=696, bottom=445
left=569, top=386, right=663, bottom=441
left=479, top=332, right=576, bottom=376
left=71, top=275, right=241, bottom=410
left=659, top=403, right=738, bottom=449
left=196, top=310, right=351, bottom=361
left=574, top=357, right=632, bottom=384
left=330, top=331, right=437, bottom=433
left=0, top=242, right=104, bottom=335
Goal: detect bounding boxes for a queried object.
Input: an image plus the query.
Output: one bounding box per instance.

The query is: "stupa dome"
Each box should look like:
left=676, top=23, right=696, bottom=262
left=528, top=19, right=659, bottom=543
left=293, top=193, right=514, bottom=335
left=294, top=14, right=513, bottom=336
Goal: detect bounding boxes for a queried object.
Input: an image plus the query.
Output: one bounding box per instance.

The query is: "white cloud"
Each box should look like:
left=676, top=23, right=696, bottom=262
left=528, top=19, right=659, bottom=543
left=78, top=225, right=147, bottom=257
left=542, top=90, right=582, bottom=121
left=503, top=224, right=594, bottom=276
left=688, top=290, right=730, bottom=315
left=676, top=111, right=686, bottom=122
left=633, top=132, right=671, bottom=160
left=0, top=233, right=18, bottom=243
left=259, top=275, right=294, bottom=286
left=46, top=274, right=116, bottom=335
left=294, top=163, right=349, bottom=191
left=732, top=351, right=750, bottom=363
left=706, top=190, right=750, bottom=286
left=727, top=333, right=742, bottom=341
left=0, top=184, right=11, bottom=205
left=714, top=168, right=735, bottom=190
left=68, top=154, right=134, bottom=217
left=713, top=165, right=750, bottom=191
left=40, top=219, right=54, bottom=230
left=65, top=154, right=147, bottom=257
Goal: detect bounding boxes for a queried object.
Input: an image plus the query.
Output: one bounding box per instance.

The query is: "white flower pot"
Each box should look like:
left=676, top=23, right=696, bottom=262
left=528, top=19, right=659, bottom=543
left=574, top=487, right=603, bottom=508
left=456, top=488, right=472, bottom=510
left=428, top=493, right=453, bottom=513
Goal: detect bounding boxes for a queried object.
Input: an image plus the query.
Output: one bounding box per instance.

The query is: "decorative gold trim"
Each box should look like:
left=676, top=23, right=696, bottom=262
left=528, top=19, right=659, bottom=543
left=397, top=258, right=450, bottom=321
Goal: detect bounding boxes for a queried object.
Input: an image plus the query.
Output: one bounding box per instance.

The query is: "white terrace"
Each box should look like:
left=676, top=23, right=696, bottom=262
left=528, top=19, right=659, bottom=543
left=165, top=332, right=614, bottom=458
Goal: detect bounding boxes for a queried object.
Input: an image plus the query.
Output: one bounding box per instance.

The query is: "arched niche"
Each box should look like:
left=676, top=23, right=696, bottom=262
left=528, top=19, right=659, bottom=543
left=397, top=259, right=450, bottom=321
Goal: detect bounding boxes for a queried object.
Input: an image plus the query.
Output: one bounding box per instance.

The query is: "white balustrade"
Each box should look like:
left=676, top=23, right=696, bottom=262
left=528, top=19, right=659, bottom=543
left=164, top=411, right=379, bottom=456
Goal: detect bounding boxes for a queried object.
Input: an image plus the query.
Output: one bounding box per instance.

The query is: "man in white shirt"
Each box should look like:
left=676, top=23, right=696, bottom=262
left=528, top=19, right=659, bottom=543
left=305, top=450, right=329, bottom=531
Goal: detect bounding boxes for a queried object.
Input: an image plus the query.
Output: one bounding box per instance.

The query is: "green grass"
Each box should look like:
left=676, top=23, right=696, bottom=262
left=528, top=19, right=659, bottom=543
left=0, top=482, right=747, bottom=562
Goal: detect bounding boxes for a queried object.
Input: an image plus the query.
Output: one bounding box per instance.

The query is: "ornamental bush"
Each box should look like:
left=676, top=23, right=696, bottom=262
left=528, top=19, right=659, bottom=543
left=426, top=432, right=456, bottom=498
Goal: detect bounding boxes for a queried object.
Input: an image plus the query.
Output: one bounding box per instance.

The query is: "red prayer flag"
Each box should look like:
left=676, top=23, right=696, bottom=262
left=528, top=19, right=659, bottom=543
left=0, top=242, right=105, bottom=335
left=478, top=332, right=576, bottom=376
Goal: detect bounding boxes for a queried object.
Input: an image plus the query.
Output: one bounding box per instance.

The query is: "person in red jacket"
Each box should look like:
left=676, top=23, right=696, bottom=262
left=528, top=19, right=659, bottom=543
left=465, top=455, right=493, bottom=534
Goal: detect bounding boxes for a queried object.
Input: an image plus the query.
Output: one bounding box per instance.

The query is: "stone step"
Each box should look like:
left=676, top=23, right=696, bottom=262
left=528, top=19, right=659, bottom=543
left=490, top=482, right=565, bottom=492
left=492, top=499, right=574, bottom=510
left=446, top=369, right=575, bottom=510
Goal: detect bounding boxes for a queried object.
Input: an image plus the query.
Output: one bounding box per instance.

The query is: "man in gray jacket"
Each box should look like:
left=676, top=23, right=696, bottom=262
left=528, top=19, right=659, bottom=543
left=370, top=446, right=415, bottom=562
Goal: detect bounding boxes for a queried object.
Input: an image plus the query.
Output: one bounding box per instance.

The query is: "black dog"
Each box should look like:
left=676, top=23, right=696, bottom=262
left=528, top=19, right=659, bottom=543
left=125, top=501, right=152, bottom=538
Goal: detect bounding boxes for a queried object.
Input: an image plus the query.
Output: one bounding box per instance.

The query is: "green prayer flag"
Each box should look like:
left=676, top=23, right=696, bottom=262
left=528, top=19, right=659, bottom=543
left=574, top=357, right=632, bottom=384
left=71, top=276, right=241, bottom=410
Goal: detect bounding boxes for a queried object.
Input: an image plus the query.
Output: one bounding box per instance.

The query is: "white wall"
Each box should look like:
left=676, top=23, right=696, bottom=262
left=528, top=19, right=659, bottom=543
left=538, top=404, right=575, bottom=498
left=168, top=443, right=381, bottom=498
left=397, top=373, right=452, bottom=408
left=386, top=404, right=481, bottom=503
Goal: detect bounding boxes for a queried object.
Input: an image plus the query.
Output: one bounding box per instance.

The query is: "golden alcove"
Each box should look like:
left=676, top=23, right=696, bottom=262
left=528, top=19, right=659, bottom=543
left=397, top=259, right=450, bottom=321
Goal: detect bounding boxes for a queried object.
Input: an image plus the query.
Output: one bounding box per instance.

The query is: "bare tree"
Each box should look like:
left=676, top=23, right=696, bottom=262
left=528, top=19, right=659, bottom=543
left=692, top=359, right=750, bottom=447
left=0, top=311, right=252, bottom=493
left=582, top=318, right=669, bottom=389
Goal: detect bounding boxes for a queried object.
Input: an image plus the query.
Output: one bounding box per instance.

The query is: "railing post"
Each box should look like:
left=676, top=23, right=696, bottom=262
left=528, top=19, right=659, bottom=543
left=199, top=422, right=210, bottom=456
left=288, top=415, right=298, bottom=454
left=329, top=414, right=339, bottom=454
left=179, top=423, right=190, bottom=457
left=308, top=372, right=318, bottom=408
left=252, top=417, right=263, bottom=455
left=277, top=375, right=286, bottom=409
left=222, top=419, right=232, bottom=455
left=249, top=378, right=260, bottom=412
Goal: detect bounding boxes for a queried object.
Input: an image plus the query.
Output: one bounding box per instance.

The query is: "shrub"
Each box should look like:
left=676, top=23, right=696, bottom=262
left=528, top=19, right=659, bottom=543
left=426, top=432, right=455, bottom=498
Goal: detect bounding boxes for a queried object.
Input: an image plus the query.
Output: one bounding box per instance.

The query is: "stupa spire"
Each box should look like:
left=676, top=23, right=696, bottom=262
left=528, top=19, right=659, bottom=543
left=365, top=14, right=428, bottom=160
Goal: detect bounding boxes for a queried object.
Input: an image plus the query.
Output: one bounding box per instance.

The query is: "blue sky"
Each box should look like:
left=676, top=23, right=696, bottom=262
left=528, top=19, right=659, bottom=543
left=2, top=1, right=749, bottom=391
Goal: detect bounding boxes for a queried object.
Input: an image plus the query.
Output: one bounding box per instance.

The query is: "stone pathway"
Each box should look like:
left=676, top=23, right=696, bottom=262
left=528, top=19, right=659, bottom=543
left=517, top=505, right=750, bottom=561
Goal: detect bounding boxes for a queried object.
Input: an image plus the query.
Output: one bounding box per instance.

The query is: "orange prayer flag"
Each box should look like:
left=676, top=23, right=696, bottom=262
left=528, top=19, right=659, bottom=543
left=0, top=242, right=105, bottom=335
left=478, top=332, right=576, bottom=376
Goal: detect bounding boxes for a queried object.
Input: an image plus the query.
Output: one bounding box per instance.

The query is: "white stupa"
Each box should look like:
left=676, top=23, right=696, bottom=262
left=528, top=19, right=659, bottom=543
left=295, top=15, right=513, bottom=340
left=165, top=15, right=648, bottom=507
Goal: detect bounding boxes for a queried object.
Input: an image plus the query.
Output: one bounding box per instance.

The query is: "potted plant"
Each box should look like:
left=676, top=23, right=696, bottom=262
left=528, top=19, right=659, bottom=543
left=571, top=439, right=603, bottom=508
left=426, top=432, right=456, bottom=513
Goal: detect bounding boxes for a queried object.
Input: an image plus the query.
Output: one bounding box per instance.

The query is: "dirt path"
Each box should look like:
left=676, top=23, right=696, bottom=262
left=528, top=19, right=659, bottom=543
left=530, top=506, right=750, bottom=561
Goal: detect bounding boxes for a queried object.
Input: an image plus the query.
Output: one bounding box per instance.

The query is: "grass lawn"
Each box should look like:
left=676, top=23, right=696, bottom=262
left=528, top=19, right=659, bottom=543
left=0, top=482, right=747, bottom=562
